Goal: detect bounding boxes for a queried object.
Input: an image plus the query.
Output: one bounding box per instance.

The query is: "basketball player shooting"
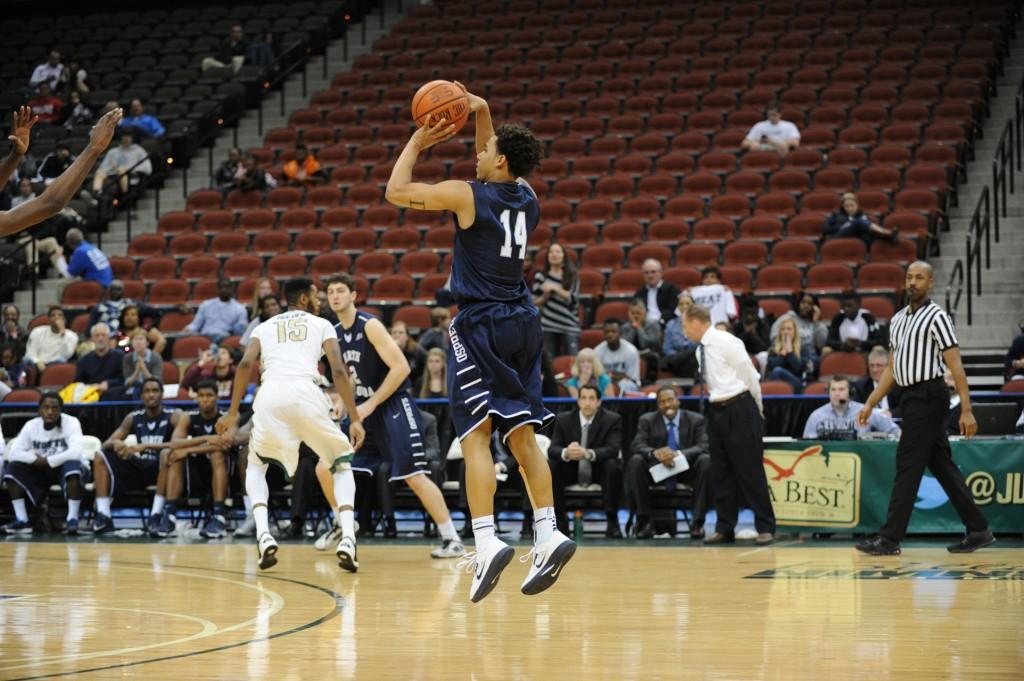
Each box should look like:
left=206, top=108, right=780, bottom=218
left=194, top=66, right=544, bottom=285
left=0, top=106, right=122, bottom=237
left=386, top=82, right=576, bottom=603
left=217, top=278, right=365, bottom=571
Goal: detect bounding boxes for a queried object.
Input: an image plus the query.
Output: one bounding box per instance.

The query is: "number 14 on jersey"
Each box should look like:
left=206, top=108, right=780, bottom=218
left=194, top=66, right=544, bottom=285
left=499, top=209, right=526, bottom=260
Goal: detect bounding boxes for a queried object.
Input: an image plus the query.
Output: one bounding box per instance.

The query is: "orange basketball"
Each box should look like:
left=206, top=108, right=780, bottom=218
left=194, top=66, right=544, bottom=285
left=411, top=80, right=470, bottom=133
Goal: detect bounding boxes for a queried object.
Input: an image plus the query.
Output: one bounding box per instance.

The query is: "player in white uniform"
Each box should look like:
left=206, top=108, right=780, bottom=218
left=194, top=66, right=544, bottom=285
left=217, top=278, right=365, bottom=570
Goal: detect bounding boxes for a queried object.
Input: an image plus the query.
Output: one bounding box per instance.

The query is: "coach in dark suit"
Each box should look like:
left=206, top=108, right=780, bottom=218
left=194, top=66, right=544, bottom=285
left=627, top=386, right=711, bottom=539
left=547, top=385, right=624, bottom=538
left=633, top=258, right=681, bottom=326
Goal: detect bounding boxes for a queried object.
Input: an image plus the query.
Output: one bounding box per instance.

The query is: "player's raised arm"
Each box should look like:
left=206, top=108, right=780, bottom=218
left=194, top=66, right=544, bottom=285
left=0, top=107, right=36, bottom=188
left=0, top=107, right=122, bottom=238
left=218, top=337, right=260, bottom=434
left=322, top=336, right=364, bottom=450
left=385, top=119, right=474, bottom=221
left=454, top=81, right=493, bottom=156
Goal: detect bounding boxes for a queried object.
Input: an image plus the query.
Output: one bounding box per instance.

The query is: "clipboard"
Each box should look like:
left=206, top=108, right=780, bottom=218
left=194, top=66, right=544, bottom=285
left=648, top=454, right=690, bottom=483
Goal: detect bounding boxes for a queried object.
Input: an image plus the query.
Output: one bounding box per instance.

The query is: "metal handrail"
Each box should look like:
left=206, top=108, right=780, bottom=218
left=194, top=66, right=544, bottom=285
left=945, top=259, right=964, bottom=326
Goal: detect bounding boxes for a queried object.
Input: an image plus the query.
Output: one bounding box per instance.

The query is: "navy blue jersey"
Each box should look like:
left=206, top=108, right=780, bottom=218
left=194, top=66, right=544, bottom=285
left=336, top=312, right=411, bottom=404
left=130, top=407, right=175, bottom=455
left=186, top=408, right=222, bottom=439
left=451, top=180, right=540, bottom=304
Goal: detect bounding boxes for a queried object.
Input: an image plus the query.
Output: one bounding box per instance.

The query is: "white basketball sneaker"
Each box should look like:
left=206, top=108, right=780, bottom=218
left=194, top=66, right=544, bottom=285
left=315, top=523, right=344, bottom=551
left=520, top=530, right=576, bottom=596
left=457, top=539, right=515, bottom=603
left=430, top=539, right=467, bottom=559
left=257, top=532, right=279, bottom=570
left=336, top=535, right=359, bottom=573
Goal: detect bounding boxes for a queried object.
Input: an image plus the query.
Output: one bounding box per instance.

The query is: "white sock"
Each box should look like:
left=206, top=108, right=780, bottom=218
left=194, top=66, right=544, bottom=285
left=67, top=499, right=81, bottom=521
left=339, top=508, right=355, bottom=538
left=151, top=494, right=165, bottom=516
left=97, top=496, right=112, bottom=516
left=12, top=498, right=28, bottom=523
left=332, top=468, right=355, bottom=510
left=253, top=504, right=270, bottom=538
left=246, top=461, right=271, bottom=536
left=472, top=515, right=496, bottom=553
left=534, top=506, right=556, bottom=544
left=438, top=519, right=459, bottom=542
left=243, top=495, right=253, bottom=515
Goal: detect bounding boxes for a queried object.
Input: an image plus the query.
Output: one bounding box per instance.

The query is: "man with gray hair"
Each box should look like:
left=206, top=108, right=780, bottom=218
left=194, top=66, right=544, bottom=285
left=632, top=258, right=680, bottom=326
left=73, top=322, right=124, bottom=398
left=855, top=346, right=903, bottom=416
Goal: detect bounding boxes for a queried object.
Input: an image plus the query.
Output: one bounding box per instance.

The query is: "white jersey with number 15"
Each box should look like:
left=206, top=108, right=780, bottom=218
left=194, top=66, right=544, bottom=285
left=251, top=310, right=335, bottom=382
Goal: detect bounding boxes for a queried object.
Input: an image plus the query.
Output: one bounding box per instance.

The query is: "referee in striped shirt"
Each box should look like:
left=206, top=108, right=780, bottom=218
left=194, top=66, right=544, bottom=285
left=856, top=261, right=993, bottom=555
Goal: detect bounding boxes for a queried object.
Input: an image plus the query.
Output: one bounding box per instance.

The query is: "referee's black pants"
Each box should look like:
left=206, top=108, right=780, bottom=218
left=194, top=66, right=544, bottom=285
left=707, top=393, right=776, bottom=535
left=880, top=378, right=988, bottom=541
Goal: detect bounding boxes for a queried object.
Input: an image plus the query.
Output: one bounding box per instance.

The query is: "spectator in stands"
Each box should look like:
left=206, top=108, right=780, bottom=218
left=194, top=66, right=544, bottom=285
left=237, top=154, right=273, bottom=192
left=11, top=177, right=35, bottom=207
left=63, top=59, right=90, bottom=96
left=35, top=144, right=75, bottom=185
left=634, top=258, right=680, bottom=326
left=62, top=91, right=93, bottom=130
left=282, top=144, right=326, bottom=186
left=64, top=228, right=112, bottom=287
left=418, top=347, right=448, bottom=398
left=419, top=307, right=451, bottom=352
left=769, top=291, right=828, bottom=370
left=182, top=345, right=237, bottom=398
left=688, top=266, right=738, bottom=327
left=823, top=192, right=899, bottom=246
left=248, top=30, right=277, bottom=69
left=662, top=293, right=698, bottom=378
left=826, top=290, right=883, bottom=353
left=547, top=384, right=624, bottom=537
left=118, top=99, right=165, bottom=140
left=114, top=302, right=165, bottom=354
left=92, top=129, right=152, bottom=198
left=854, top=346, right=903, bottom=416
left=627, top=386, right=710, bottom=539
left=623, top=298, right=662, bottom=382
left=731, top=295, right=770, bottom=374
left=202, top=24, right=249, bottom=73
left=2, top=305, right=28, bottom=351
left=27, top=82, right=65, bottom=125
left=533, top=242, right=581, bottom=357
left=1004, top=320, right=1024, bottom=381
left=0, top=342, right=30, bottom=397
left=247, top=277, right=274, bottom=320
left=1, top=391, right=85, bottom=534
left=73, top=322, right=123, bottom=399
left=522, top=250, right=537, bottom=287
left=29, top=51, right=65, bottom=91
left=214, top=147, right=243, bottom=193
left=803, top=375, right=900, bottom=439
left=90, top=280, right=128, bottom=334
left=122, top=329, right=163, bottom=399
left=594, top=319, right=641, bottom=393
left=565, top=347, right=615, bottom=399
left=24, top=305, right=77, bottom=371
left=766, top=317, right=808, bottom=393
left=741, top=102, right=800, bottom=155
left=240, top=295, right=281, bottom=346
left=389, top=320, right=427, bottom=391
left=184, top=279, right=248, bottom=343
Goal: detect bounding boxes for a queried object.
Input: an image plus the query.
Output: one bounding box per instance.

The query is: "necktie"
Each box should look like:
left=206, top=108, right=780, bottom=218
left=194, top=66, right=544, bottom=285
left=578, top=421, right=592, bottom=486
left=698, top=343, right=707, bottom=414
left=665, top=419, right=679, bottom=491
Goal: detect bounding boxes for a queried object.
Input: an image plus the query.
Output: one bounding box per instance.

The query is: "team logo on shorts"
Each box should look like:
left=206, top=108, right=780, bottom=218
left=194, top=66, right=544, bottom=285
left=449, top=324, right=467, bottom=363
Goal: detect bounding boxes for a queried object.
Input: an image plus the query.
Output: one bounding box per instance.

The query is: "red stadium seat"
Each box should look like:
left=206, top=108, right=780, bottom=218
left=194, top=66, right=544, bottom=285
left=168, top=233, right=208, bottom=259
left=820, top=352, right=867, bottom=379
left=138, top=257, right=177, bottom=283
left=755, top=265, right=803, bottom=294
left=870, top=239, right=918, bottom=265
left=311, top=253, right=352, bottom=279
left=594, top=301, right=631, bottom=326
left=223, top=255, right=263, bottom=281
left=602, top=221, right=645, bottom=246
left=353, top=251, right=396, bottom=279
left=338, top=229, right=378, bottom=254
left=676, top=243, right=721, bottom=267
left=738, top=217, right=784, bottom=242
left=173, top=335, right=212, bottom=362
left=367, top=274, right=415, bottom=304
left=251, top=231, right=291, bottom=256
left=807, top=263, right=855, bottom=293
left=723, top=241, right=769, bottom=267
left=61, top=281, right=102, bottom=308
left=820, top=239, right=867, bottom=266
left=128, top=234, right=167, bottom=259
left=267, top=255, right=308, bottom=279
left=858, top=263, right=904, bottom=294
left=198, top=210, right=235, bottom=235
left=149, top=280, right=190, bottom=306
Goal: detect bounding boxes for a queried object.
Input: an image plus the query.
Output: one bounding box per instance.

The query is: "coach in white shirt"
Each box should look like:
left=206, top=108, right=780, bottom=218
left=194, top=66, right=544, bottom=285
left=684, top=304, right=775, bottom=545
left=741, top=103, right=800, bottom=155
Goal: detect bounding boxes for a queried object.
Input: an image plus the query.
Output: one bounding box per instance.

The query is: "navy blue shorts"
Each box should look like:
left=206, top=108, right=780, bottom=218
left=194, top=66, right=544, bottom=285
left=3, top=460, right=82, bottom=506
left=99, top=450, right=160, bottom=497
left=447, top=301, right=553, bottom=443
left=351, top=393, right=429, bottom=481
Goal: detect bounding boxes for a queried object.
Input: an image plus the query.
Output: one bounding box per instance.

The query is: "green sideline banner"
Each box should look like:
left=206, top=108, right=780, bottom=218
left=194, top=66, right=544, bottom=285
left=763, top=440, right=1024, bottom=534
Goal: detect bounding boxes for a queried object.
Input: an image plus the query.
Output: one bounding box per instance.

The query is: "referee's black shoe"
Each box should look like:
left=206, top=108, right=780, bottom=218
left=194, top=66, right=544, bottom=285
left=856, top=535, right=901, bottom=556
left=947, top=530, right=995, bottom=554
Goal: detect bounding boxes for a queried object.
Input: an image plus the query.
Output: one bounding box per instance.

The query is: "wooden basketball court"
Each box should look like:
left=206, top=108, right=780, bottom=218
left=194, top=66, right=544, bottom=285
left=1, top=540, right=1021, bottom=680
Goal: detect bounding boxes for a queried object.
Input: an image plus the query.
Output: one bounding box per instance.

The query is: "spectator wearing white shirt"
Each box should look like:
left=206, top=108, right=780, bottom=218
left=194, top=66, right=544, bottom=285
left=1, top=391, right=86, bottom=534
left=91, top=129, right=152, bottom=197
left=687, top=266, right=737, bottom=326
left=684, top=304, right=775, bottom=545
left=25, top=306, right=78, bottom=372
left=29, top=50, right=66, bottom=91
left=594, top=319, right=641, bottom=393
left=741, top=102, right=800, bottom=155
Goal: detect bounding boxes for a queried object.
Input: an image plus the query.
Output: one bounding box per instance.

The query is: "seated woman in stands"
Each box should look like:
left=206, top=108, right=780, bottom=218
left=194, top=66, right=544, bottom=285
left=823, top=192, right=899, bottom=246
left=565, top=348, right=616, bottom=399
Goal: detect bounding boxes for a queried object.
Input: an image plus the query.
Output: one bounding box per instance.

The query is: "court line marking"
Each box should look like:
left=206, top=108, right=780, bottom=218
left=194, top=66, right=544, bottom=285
left=0, top=557, right=344, bottom=681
